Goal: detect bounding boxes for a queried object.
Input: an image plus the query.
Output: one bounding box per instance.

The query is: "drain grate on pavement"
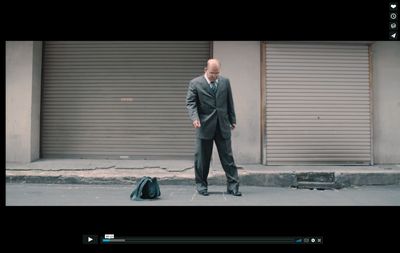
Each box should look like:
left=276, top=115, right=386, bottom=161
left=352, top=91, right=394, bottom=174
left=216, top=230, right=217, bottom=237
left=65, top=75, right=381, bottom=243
left=294, top=172, right=340, bottom=190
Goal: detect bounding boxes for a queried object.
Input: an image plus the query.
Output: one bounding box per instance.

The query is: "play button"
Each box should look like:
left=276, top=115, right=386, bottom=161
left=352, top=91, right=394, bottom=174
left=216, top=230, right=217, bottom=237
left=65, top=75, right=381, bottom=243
left=83, top=235, right=98, bottom=244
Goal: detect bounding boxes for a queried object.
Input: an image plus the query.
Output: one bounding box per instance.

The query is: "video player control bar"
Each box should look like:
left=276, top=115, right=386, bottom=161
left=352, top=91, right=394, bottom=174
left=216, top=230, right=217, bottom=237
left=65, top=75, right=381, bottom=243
left=89, top=236, right=323, bottom=244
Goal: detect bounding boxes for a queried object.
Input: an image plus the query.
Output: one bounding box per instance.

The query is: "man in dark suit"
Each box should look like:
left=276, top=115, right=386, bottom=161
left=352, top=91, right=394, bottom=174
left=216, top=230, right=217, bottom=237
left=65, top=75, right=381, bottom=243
left=186, top=59, right=241, bottom=196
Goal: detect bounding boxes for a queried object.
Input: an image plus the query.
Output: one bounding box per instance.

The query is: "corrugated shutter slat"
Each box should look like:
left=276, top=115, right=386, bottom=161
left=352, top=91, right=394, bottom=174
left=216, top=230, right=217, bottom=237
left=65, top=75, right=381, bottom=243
left=265, top=43, right=371, bottom=165
left=41, top=41, right=210, bottom=159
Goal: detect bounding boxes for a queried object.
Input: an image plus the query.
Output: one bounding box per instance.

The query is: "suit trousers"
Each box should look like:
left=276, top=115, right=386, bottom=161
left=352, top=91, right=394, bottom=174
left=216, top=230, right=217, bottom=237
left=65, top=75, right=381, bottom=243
left=194, top=120, right=240, bottom=192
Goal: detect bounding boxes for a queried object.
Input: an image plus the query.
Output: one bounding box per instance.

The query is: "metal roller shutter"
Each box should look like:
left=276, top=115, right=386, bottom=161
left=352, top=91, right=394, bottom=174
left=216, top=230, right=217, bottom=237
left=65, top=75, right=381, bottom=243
left=264, top=42, right=371, bottom=165
left=41, top=41, right=210, bottom=159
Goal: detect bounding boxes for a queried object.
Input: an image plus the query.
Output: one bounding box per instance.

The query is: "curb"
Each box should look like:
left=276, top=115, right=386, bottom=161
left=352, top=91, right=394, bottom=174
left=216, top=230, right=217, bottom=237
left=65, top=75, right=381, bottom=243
left=6, top=171, right=400, bottom=188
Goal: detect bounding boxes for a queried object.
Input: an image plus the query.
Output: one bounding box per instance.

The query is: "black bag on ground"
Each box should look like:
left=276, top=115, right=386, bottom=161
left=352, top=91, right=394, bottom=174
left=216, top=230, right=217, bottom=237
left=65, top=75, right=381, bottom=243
left=130, top=176, right=161, bottom=201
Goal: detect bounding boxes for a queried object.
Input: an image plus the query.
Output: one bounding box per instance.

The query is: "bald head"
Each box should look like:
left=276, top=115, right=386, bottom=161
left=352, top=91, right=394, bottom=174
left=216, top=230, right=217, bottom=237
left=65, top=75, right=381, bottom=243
left=207, top=59, right=221, bottom=69
left=205, top=58, right=221, bottom=82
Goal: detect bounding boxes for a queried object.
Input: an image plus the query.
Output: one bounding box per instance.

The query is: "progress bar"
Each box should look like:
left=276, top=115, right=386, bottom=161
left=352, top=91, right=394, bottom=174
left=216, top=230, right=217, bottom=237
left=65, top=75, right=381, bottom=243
left=100, top=236, right=323, bottom=244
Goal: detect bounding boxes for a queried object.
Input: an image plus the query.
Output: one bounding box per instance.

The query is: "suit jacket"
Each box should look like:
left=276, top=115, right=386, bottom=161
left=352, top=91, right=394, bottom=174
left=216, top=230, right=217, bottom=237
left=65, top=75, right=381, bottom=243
left=186, top=75, right=236, bottom=140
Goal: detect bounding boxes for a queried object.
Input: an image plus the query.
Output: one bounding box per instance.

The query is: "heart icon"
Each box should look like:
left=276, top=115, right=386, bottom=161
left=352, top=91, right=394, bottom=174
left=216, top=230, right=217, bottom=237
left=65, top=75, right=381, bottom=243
left=391, top=4, right=397, bottom=9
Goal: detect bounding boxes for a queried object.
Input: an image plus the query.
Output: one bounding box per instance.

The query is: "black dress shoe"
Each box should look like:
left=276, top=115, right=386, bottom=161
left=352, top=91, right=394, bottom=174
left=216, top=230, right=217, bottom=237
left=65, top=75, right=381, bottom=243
left=198, top=190, right=209, bottom=196
left=227, top=190, right=242, bottom=196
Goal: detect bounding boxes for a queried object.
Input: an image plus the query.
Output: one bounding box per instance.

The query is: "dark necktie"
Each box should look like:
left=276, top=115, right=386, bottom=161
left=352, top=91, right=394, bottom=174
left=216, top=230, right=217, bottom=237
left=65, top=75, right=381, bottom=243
left=210, top=82, right=216, bottom=94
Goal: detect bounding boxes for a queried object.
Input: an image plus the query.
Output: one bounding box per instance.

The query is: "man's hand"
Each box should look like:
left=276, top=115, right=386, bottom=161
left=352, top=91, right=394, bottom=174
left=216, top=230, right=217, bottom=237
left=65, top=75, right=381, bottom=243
left=193, top=120, right=201, bottom=128
left=231, top=123, right=236, bottom=130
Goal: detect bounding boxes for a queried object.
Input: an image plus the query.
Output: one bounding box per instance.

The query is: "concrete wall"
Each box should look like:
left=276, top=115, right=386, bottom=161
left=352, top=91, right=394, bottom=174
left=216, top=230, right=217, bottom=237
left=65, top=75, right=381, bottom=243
left=372, top=42, right=400, bottom=164
left=6, top=41, right=42, bottom=163
left=213, top=41, right=261, bottom=165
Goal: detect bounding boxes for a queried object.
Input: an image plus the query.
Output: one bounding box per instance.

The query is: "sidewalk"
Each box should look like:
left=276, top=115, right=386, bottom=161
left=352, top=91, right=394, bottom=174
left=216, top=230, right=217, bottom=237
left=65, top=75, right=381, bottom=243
left=6, top=159, right=400, bottom=188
